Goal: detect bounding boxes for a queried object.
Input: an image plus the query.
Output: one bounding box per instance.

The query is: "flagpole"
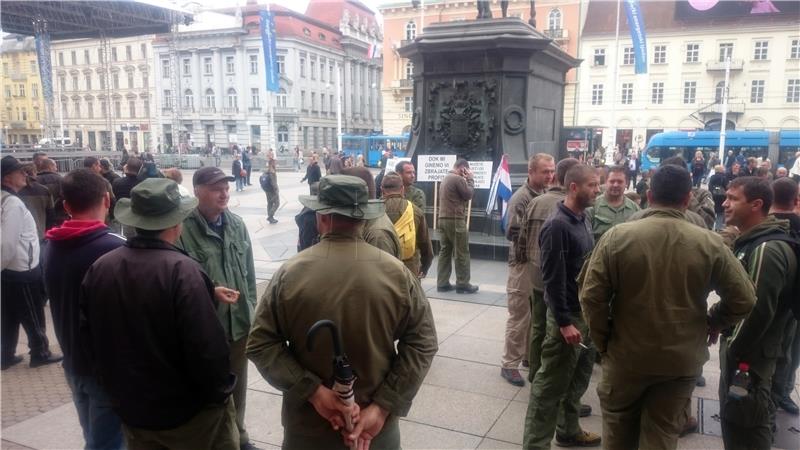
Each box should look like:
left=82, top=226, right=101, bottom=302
left=607, top=0, right=621, bottom=166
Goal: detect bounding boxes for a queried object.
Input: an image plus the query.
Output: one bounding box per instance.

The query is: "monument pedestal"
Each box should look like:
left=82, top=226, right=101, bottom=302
left=399, top=19, right=579, bottom=241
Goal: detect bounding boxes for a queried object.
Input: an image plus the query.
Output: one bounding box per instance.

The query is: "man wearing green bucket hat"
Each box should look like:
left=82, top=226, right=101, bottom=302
left=81, top=178, right=238, bottom=449
left=248, top=175, right=438, bottom=449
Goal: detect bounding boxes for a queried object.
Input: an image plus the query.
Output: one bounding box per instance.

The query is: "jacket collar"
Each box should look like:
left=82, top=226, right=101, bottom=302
left=127, top=236, right=185, bottom=254
left=638, top=207, right=687, bottom=220
left=556, top=201, right=586, bottom=223
left=546, top=185, right=565, bottom=194
left=595, top=194, right=637, bottom=211
left=734, top=215, right=791, bottom=249
left=188, top=207, right=231, bottom=239
left=524, top=181, right=545, bottom=197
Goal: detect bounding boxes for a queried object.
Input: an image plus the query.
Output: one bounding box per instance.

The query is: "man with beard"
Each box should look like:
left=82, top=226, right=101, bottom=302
left=523, top=164, right=601, bottom=449
left=586, top=165, right=639, bottom=242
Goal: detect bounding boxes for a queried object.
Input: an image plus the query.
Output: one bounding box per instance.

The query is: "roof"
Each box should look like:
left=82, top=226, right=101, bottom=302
left=582, top=0, right=800, bottom=37
left=271, top=10, right=344, bottom=51
left=305, top=0, right=378, bottom=30
left=1, top=35, right=37, bottom=53
left=0, top=1, right=193, bottom=40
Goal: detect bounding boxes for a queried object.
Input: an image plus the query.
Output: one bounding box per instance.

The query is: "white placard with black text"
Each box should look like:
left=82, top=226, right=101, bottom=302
left=469, top=161, right=493, bottom=189
left=417, top=154, right=457, bottom=182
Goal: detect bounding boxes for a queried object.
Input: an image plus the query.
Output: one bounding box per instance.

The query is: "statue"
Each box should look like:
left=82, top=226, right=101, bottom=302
left=476, top=0, right=492, bottom=19
left=501, top=1, right=509, bottom=18
left=528, top=0, right=537, bottom=28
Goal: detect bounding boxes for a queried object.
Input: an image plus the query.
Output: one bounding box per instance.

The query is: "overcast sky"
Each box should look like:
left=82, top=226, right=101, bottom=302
left=193, top=0, right=385, bottom=17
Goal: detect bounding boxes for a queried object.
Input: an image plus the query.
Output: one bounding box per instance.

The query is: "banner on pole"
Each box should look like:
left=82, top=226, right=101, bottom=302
left=469, top=161, right=493, bottom=189
left=34, top=31, right=53, bottom=102
left=384, top=157, right=411, bottom=174
left=624, top=0, right=648, bottom=75
left=417, top=154, right=457, bottom=182
left=260, top=11, right=280, bottom=93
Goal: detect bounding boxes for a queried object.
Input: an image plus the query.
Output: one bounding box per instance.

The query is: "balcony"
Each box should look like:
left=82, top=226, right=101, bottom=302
left=200, top=107, right=216, bottom=115
left=400, top=39, right=414, bottom=47
left=248, top=107, right=262, bottom=113
left=697, top=101, right=745, bottom=115
left=399, top=78, right=413, bottom=88
left=706, top=59, right=744, bottom=71
left=274, top=107, right=298, bottom=115
left=9, top=121, right=27, bottom=129
left=180, top=106, right=195, bottom=114
left=543, top=28, right=569, bottom=42
left=222, top=107, right=238, bottom=115
left=10, top=72, right=27, bottom=81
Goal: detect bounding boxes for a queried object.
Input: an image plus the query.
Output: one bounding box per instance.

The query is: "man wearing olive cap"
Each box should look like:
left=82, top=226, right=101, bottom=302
left=80, top=178, right=238, bottom=449
left=247, top=175, right=438, bottom=449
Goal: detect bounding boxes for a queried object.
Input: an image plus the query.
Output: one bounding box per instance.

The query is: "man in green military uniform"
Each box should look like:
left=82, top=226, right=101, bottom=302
left=381, top=172, right=434, bottom=277
left=178, top=166, right=258, bottom=449
left=580, top=165, right=756, bottom=450
left=719, top=176, right=798, bottom=449
left=247, top=175, right=437, bottom=449
left=585, top=165, right=639, bottom=241
left=261, top=152, right=280, bottom=224
left=437, top=159, right=478, bottom=293
left=396, top=161, right=425, bottom=211
left=342, top=167, right=402, bottom=258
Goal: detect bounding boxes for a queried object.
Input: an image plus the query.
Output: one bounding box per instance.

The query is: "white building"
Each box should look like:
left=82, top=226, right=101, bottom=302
left=50, top=35, right=155, bottom=151
left=152, top=1, right=382, bottom=154
left=575, top=0, right=799, bottom=153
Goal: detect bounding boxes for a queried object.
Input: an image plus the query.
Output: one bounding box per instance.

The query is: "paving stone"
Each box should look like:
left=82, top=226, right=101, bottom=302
left=406, top=384, right=510, bottom=436
left=399, top=420, right=482, bottom=449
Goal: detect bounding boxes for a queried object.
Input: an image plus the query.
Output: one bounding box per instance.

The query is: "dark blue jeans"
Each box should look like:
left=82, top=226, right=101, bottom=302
left=65, top=373, right=124, bottom=450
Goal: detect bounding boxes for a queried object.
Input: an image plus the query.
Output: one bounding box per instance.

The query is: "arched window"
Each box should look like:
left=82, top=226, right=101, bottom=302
left=227, top=88, right=237, bottom=109
left=715, top=81, right=726, bottom=103
left=183, top=89, right=193, bottom=109
left=405, top=21, right=416, bottom=41
left=276, top=88, right=288, bottom=108
left=277, top=125, right=289, bottom=144
left=548, top=9, right=562, bottom=31
left=405, top=61, right=414, bottom=79
left=205, top=88, right=215, bottom=109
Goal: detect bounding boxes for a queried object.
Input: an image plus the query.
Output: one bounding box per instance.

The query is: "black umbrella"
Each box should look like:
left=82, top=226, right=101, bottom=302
left=307, top=319, right=357, bottom=445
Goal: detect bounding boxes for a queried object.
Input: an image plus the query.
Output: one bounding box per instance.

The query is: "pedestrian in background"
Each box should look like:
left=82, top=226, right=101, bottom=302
left=261, top=154, right=280, bottom=224
left=586, top=165, right=640, bottom=242
left=301, top=155, right=322, bottom=194
left=691, top=151, right=706, bottom=188
left=437, top=159, right=478, bottom=294
left=708, top=165, right=729, bottom=230
left=381, top=171, right=434, bottom=278
left=342, top=166, right=401, bottom=259
left=19, top=164, right=55, bottom=240
left=232, top=153, right=244, bottom=192
left=242, top=147, right=253, bottom=186
left=36, top=159, right=67, bottom=228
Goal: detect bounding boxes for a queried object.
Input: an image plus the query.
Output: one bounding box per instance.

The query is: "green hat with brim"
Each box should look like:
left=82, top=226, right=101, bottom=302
left=299, top=175, right=384, bottom=220
left=114, top=178, right=198, bottom=230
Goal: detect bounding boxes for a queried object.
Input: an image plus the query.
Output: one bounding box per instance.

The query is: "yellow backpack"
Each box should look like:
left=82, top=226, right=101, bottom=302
left=394, top=201, right=416, bottom=260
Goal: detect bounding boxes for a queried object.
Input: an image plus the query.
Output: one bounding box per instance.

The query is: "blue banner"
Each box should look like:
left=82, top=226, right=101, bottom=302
left=260, top=11, right=280, bottom=93
left=623, top=0, right=648, bottom=74
left=34, top=31, right=53, bottom=102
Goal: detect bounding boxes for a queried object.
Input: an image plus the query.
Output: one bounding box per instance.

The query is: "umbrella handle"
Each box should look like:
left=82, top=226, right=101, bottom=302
left=332, top=379, right=357, bottom=450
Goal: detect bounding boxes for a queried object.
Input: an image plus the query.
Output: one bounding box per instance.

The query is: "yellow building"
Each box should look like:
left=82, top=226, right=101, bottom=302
left=1, top=36, right=46, bottom=145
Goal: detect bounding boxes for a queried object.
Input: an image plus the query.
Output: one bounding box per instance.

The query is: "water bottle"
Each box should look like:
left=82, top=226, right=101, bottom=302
left=728, top=362, right=751, bottom=399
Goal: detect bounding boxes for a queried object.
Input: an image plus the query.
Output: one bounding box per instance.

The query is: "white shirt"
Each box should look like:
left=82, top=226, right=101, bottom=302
left=1, top=192, right=40, bottom=272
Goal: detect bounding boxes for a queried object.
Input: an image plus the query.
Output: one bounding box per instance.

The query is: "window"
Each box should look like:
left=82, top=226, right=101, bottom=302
left=35, top=111, right=40, bottom=121
left=277, top=55, right=285, bottom=74
left=225, top=56, right=235, bottom=74
left=30, top=60, right=36, bottom=73
left=715, top=81, right=726, bottom=102
left=163, top=89, right=172, bottom=108
left=142, top=74, right=148, bottom=88
left=71, top=51, right=76, bottom=65
left=31, top=83, right=38, bottom=98
left=300, top=54, right=306, bottom=77
left=61, top=101, right=67, bottom=118
left=58, top=52, right=64, bottom=66
left=249, top=54, right=258, bottom=74
left=129, top=100, right=136, bottom=118
left=226, top=88, right=237, bottom=109
left=404, top=96, right=413, bottom=112
left=21, top=108, right=27, bottom=120
left=329, top=94, right=334, bottom=112
left=72, top=101, right=80, bottom=118
left=87, top=101, right=93, bottom=119
left=98, top=48, right=104, bottom=64
left=750, top=80, right=765, bottom=103
left=753, top=40, right=769, bottom=60
left=161, top=59, right=170, bottom=78
left=320, top=57, right=326, bottom=81
left=405, top=61, right=414, bottom=79
left=621, top=83, right=633, bottom=104
left=114, top=100, right=121, bottom=118
left=278, top=126, right=288, bottom=144
left=204, top=57, right=212, bottom=75
left=683, top=81, right=697, bottom=104
left=250, top=88, right=260, bottom=108
left=651, top=82, right=664, bottom=104
left=301, top=90, right=306, bottom=110
left=653, top=45, right=666, bottom=64
left=183, top=89, right=193, bottom=109
left=792, top=39, right=800, bottom=59
left=3, top=85, right=10, bottom=98
left=622, top=47, right=634, bottom=65
left=205, top=89, right=215, bottom=109
left=311, top=92, right=317, bottom=111
left=311, top=60, right=316, bottom=79
left=591, top=84, right=603, bottom=105
left=59, top=76, right=66, bottom=92
left=99, top=74, right=105, bottom=90
left=100, top=100, right=107, bottom=118
left=141, top=43, right=147, bottom=59
left=405, top=21, right=416, bottom=40
left=788, top=79, right=800, bottom=103
left=685, top=43, right=699, bottom=63
left=329, top=64, right=334, bottom=82
left=72, top=76, right=78, bottom=90
left=84, top=49, right=90, bottom=64
left=321, top=94, right=326, bottom=113
left=85, top=74, right=92, bottom=90
left=112, top=73, right=119, bottom=90
left=17, top=84, right=25, bottom=96
left=183, top=58, right=191, bottom=76
left=126, top=45, right=132, bottom=60
left=127, top=72, right=134, bottom=88
left=593, top=48, right=606, bottom=66
left=144, top=99, right=149, bottom=116
left=548, top=9, right=561, bottom=31
left=111, top=47, right=118, bottom=62
left=719, top=43, right=734, bottom=62
left=277, top=89, right=287, bottom=108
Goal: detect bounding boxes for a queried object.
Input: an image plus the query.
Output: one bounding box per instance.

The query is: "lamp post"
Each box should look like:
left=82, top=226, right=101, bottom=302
left=336, top=64, right=342, bottom=152
left=246, top=120, right=252, bottom=149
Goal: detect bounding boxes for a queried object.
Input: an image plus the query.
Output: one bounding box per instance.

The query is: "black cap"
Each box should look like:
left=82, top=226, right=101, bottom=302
left=1, top=156, right=24, bottom=178
left=193, top=167, right=235, bottom=187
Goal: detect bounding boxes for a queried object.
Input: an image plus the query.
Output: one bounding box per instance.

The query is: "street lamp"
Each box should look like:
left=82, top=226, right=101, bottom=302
left=246, top=120, right=252, bottom=149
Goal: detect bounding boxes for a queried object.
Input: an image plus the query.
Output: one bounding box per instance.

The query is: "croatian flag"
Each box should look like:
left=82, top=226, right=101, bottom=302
left=366, top=43, right=380, bottom=59
left=485, top=155, right=513, bottom=231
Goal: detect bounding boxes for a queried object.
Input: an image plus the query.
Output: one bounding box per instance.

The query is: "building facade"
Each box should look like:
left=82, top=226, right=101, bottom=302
left=1, top=37, right=46, bottom=145
left=378, top=0, right=582, bottom=136
left=576, top=1, right=800, bottom=153
left=49, top=35, right=155, bottom=151
left=152, top=0, right=382, bottom=155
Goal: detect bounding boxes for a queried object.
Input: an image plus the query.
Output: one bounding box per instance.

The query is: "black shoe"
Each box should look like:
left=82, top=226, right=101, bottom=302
left=695, top=375, right=706, bottom=387
left=521, top=359, right=530, bottom=368
left=500, top=368, right=525, bottom=387
left=437, top=284, right=454, bottom=292
left=240, top=442, right=262, bottom=450
left=29, top=352, right=63, bottom=368
left=1, top=355, right=24, bottom=370
left=579, top=404, right=592, bottom=417
left=778, top=396, right=800, bottom=415
left=455, top=284, right=479, bottom=294
left=268, top=217, right=278, bottom=224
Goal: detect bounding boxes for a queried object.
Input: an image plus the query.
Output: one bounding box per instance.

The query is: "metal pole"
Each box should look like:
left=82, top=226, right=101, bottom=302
left=718, top=56, right=730, bottom=163
left=606, top=0, right=621, bottom=166
left=420, top=0, right=424, bottom=33
left=269, top=91, right=276, bottom=151
left=337, top=63, right=342, bottom=153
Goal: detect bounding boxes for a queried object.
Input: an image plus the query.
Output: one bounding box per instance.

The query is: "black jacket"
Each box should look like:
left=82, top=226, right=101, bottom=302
left=112, top=174, right=140, bottom=200
left=708, top=173, right=729, bottom=213
left=43, top=221, right=125, bottom=375
left=36, top=171, right=67, bottom=227
left=295, top=206, right=319, bottom=252
left=301, top=162, right=322, bottom=185
left=80, top=237, right=235, bottom=430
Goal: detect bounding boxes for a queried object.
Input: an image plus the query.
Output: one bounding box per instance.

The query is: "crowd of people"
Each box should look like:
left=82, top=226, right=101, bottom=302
left=1, top=145, right=799, bottom=450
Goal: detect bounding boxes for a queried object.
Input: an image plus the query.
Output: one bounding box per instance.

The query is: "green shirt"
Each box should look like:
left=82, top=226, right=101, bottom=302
left=586, top=195, right=640, bottom=241
left=178, top=208, right=258, bottom=342
left=405, top=184, right=426, bottom=212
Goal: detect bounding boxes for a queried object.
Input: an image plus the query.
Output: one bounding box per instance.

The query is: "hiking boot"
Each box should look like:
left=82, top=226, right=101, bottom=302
left=437, top=284, right=454, bottom=292
left=267, top=217, right=278, bottom=224
left=777, top=397, right=800, bottom=415
left=455, top=284, right=479, bottom=294
left=696, top=375, right=706, bottom=387
left=30, top=352, right=63, bottom=368
left=680, top=416, right=699, bottom=437
left=1, top=355, right=23, bottom=370
left=500, top=368, right=525, bottom=387
left=521, top=359, right=530, bottom=368
left=555, top=430, right=601, bottom=447
left=579, top=404, right=592, bottom=417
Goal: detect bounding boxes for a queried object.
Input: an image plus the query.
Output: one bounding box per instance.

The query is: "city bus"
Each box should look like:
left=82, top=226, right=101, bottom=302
left=640, top=130, right=800, bottom=172
left=341, top=134, right=409, bottom=167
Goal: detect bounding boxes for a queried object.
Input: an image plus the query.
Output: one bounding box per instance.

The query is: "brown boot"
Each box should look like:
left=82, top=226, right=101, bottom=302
left=555, top=430, right=601, bottom=447
left=680, top=416, right=699, bottom=437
